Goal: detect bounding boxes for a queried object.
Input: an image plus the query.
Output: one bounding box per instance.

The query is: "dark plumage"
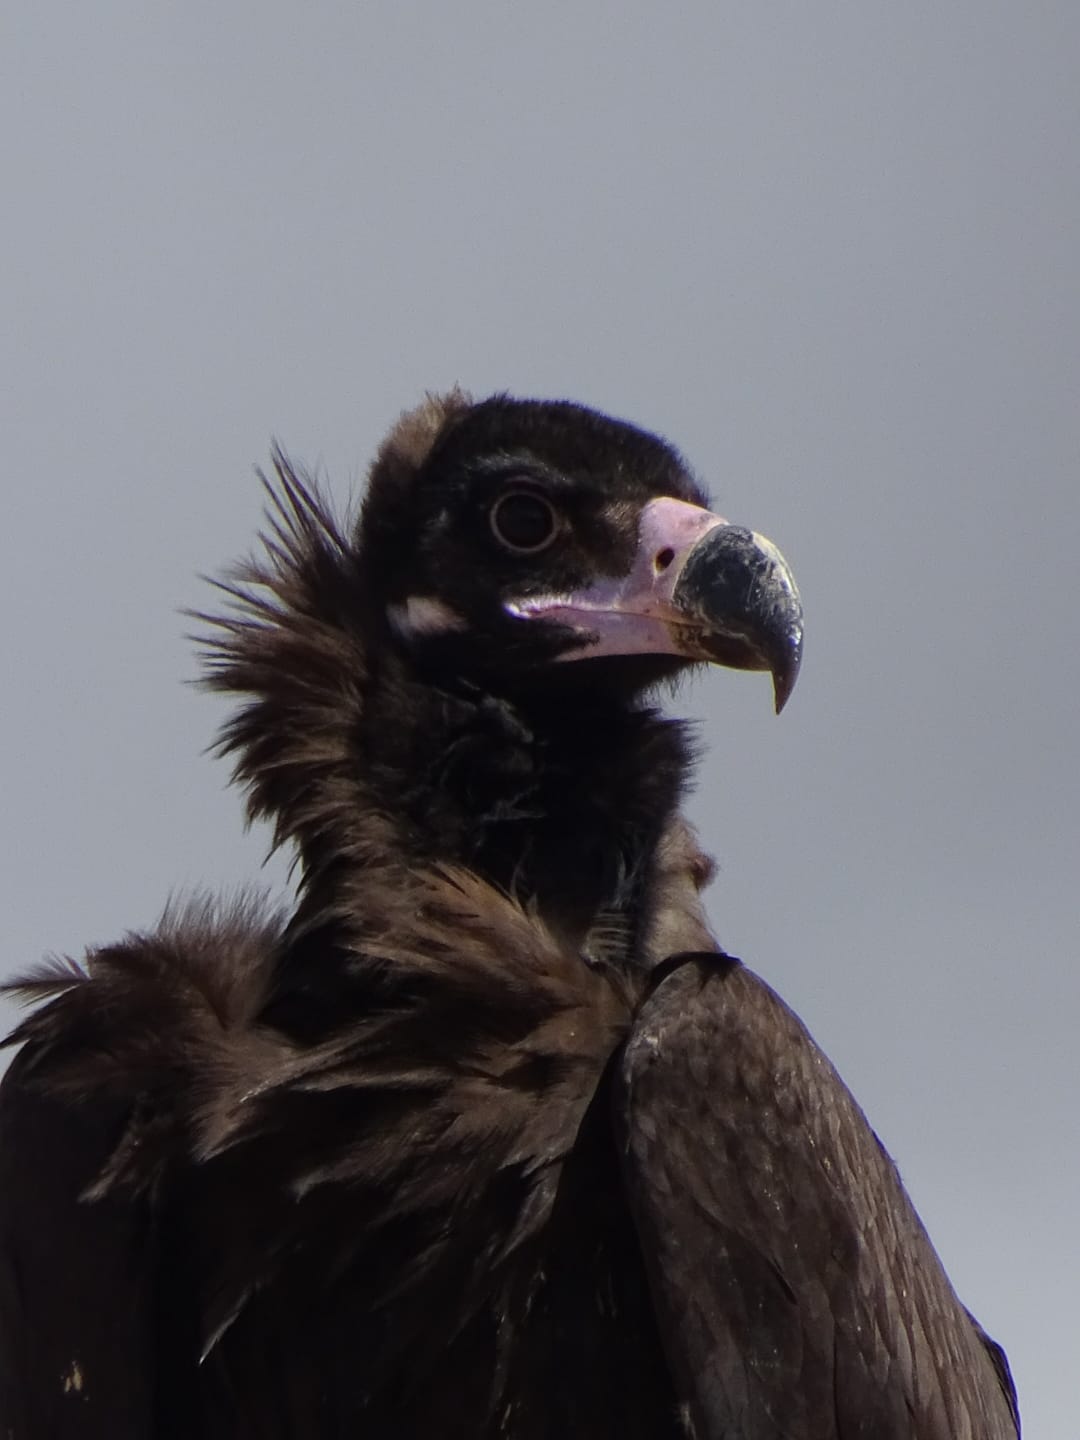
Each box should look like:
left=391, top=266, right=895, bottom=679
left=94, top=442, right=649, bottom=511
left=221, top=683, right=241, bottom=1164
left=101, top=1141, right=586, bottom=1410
left=0, top=392, right=1017, bottom=1438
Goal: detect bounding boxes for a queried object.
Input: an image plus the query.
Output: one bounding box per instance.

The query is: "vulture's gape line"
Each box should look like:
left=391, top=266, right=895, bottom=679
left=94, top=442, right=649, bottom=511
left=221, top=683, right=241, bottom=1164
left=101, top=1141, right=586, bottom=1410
left=0, top=392, right=1018, bottom=1439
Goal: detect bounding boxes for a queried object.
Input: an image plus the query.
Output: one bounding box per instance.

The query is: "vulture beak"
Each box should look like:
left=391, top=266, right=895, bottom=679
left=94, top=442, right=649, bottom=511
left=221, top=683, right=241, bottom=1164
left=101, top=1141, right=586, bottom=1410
left=509, top=497, right=804, bottom=712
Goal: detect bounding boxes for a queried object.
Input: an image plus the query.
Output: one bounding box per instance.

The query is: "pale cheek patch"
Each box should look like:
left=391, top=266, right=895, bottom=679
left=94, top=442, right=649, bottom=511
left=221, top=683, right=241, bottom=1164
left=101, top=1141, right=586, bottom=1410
left=387, top=596, right=467, bottom=641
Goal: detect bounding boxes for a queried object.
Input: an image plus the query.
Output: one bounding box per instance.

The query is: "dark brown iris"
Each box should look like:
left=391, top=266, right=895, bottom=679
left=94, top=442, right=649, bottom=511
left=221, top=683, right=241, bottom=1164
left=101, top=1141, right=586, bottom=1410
left=490, top=490, right=558, bottom=554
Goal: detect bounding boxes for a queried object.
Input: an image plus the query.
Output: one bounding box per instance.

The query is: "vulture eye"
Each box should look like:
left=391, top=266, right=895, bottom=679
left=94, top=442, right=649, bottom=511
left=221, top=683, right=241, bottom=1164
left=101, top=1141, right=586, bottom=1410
left=489, top=490, right=559, bottom=554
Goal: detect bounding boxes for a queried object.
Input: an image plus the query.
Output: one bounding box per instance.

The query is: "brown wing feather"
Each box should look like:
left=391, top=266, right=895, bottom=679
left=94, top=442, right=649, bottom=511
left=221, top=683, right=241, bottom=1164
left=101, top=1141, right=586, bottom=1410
left=615, top=954, right=1020, bottom=1440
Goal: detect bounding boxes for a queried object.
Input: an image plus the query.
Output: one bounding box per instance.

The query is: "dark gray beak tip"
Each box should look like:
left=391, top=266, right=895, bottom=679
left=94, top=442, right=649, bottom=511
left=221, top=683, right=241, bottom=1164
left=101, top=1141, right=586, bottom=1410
left=771, top=624, right=804, bottom=714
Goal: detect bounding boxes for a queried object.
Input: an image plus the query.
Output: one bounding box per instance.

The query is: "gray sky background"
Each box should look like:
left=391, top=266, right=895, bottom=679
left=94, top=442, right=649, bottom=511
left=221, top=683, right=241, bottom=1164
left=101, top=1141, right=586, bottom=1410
left=3, top=4, right=1077, bottom=1433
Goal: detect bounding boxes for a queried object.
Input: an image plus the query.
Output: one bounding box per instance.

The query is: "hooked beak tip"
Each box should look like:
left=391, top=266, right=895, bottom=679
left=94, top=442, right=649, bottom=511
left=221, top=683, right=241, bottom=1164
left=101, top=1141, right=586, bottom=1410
left=771, top=628, right=803, bottom=714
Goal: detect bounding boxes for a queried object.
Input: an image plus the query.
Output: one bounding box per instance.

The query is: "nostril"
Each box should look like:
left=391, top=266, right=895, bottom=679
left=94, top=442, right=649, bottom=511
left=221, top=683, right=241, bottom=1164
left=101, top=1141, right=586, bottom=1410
left=654, top=547, right=675, bottom=574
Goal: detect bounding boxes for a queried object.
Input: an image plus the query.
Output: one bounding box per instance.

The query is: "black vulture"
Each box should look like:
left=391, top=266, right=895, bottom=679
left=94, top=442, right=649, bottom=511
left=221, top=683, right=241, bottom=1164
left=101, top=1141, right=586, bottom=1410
left=0, top=392, right=1018, bottom=1438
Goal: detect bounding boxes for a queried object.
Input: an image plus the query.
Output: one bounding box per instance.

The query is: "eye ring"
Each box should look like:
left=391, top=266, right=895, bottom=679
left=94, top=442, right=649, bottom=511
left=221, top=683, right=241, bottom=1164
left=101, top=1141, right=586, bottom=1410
left=489, top=490, right=560, bottom=554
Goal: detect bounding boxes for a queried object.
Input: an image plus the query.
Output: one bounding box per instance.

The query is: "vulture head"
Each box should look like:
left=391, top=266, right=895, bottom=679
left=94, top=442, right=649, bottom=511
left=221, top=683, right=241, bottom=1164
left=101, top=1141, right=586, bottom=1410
left=205, top=391, right=801, bottom=982
left=363, top=393, right=802, bottom=710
